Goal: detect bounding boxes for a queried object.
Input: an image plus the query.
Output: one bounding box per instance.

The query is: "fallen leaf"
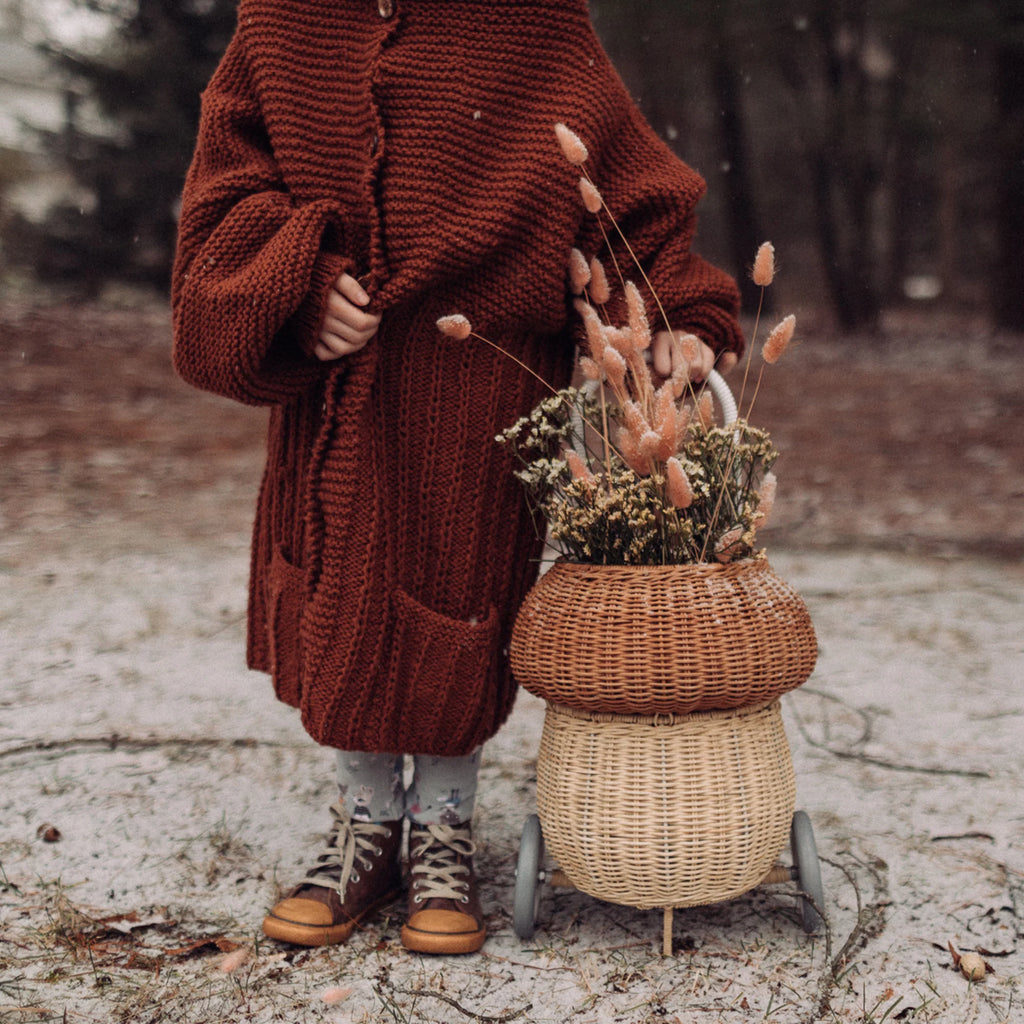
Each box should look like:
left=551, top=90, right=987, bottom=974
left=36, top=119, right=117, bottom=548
left=98, top=912, right=175, bottom=935
left=165, top=935, right=242, bottom=958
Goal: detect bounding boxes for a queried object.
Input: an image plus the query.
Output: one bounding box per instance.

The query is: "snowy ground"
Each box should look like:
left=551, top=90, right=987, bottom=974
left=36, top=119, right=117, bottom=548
left=1, top=302, right=1022, bottom=1022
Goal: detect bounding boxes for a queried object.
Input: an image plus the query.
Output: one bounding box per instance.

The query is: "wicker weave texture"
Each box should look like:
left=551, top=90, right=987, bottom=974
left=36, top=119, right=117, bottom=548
left=511, top=559, right=817, bottom=714
left=536, top=700, right=796, bottom=909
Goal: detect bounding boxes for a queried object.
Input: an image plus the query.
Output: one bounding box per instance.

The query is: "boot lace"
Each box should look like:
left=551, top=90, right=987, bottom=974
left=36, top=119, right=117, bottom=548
left=409, top=823, right=476, bottom=905
left=302, top=801, right=393, bottom=902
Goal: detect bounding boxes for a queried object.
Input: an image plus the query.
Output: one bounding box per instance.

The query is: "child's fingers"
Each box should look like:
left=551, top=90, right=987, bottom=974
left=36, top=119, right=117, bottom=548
left=716, top=351, right=739, bottom=374
left=652, top=331, right=717, bottom=383
left=324, top=291, right=380, bottom=336
left=651, top=332, right=674, bottom=378
left=315, top=326, right=371, bottom=361
left=688, top=341, right=715, bottom=383
left=334, top=272, right=371, bottom=308
left=317, top=274, right=382, bottom=360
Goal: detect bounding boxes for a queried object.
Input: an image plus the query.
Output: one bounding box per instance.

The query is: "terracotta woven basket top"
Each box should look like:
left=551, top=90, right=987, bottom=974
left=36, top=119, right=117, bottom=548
left=510, top=558, right=817, bottom=715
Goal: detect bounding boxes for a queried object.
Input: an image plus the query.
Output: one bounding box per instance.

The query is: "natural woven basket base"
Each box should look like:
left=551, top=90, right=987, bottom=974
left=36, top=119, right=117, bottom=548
left=536, top=700, right=796, bottom=910
left=511, top=559, right=818, bottom=715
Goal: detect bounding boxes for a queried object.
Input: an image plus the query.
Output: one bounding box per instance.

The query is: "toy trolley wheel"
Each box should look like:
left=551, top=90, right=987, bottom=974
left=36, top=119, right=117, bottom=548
left=790, top=810, right=825, bottom=933
left=513, top=814, right=546, bottom=939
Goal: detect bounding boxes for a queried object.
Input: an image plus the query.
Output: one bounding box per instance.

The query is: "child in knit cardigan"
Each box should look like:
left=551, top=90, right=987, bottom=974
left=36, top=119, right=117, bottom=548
left=172, top=0, right=743, bottom=955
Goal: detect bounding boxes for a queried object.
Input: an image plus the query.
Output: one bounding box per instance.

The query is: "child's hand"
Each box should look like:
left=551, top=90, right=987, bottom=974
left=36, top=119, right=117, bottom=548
left=314, top=273, right=382, bottom=361
left=651, top=330, right=738, bottom=384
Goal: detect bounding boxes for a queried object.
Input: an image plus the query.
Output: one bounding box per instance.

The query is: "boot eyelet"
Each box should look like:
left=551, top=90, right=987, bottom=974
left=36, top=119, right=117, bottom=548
left=350, top=871, right=360, bottom=883
left=414, top=894, right=424, bottom=904
left=460, top=895, right=469, bottom=903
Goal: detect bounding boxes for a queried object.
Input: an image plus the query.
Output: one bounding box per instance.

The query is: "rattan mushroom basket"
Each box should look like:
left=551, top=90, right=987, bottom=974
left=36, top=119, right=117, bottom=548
left=507, top=370, right=826, bottom=950
left=535, top=699, right=796, bottom=910
left=510, top=558, right=818, bottom=715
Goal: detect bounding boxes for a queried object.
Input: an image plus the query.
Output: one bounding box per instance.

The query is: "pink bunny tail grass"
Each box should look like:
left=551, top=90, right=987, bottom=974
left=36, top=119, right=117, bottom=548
left=666, top=456, right=694, bottom=509
left=579, top=177, right=603, bottom=214
left=601, top=345, right=628, bottom=391
left=752, top=241, right=776, bottom=287
left=678, top=333, right=701, bottom=365
left=668, top=333, right=702, bottom=397
left=618, top=399, right=651, bottom=440
left=714, top=526, right=744, bottom=563
left=621, top=399, right=651, bottom=445
left=568, top=247, right=591, bottom=294
left=696, top=391, right=715, bottom=428
left=627, top=348, right=656, bottom=410
left=554, top=122, right=589, bottom=165
left=617, top=428, right=653, bottom=477
left=579, top=355, right=604, bottom=381
left=321, top=987, right=353, bottom=1005
left=218, top=947, right=250, bottom=974
left=638, top=428, right=662, bottom=459
left=575, top=298, right=607, bottom=360
left=763, top=314, right=796, bottom=364
left=673, top=402, right=693, bottom=450
left=564, top=448, right=596, bottom=484
left=653, top=385, right=679, bottom=461
left=589, top=257, right=611, bottom=305
left=668, top=345, right=690, bottom=398
left=605, top=325, right=634, bottom=356
left=624, top=281, right=651, bottom=350
left=757, top=471, right=777, bottom=523
left=436, top=314, right=472, bottom=340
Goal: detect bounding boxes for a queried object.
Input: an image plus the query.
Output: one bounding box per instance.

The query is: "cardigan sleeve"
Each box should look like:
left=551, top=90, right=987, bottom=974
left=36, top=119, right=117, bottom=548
left=170, top=31, right=348, bottom=406
left=577, top=89, right=745, bottom=358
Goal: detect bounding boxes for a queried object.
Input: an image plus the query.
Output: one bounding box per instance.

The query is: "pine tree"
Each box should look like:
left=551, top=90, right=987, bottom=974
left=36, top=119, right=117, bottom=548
left=28, top=0, right=235, bottom=293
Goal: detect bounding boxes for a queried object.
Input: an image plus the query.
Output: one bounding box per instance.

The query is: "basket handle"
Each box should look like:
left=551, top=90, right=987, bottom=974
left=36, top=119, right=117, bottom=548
left=569, top=366, right=739, bottom=460
left=707, top=367, right=738, bottom=427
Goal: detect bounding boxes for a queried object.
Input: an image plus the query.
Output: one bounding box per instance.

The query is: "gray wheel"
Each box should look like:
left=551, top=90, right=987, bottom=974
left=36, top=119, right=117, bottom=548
left=513, top=814, right=545, bottom=940
left=790, top=810, right=825, bottom=933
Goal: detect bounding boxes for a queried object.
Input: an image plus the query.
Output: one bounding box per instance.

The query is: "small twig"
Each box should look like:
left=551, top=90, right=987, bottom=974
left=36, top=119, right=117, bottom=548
left=374, top=983, right=413, bottom=1024
left=0, top=735, right=297, bottom=760
left=813, top=745, right=990, bottom=779
left=804, top=855, right=889, bottom=1024
left=789, top=697, right=991, bottom=779
left=384, top=984, right=531, bottom=1023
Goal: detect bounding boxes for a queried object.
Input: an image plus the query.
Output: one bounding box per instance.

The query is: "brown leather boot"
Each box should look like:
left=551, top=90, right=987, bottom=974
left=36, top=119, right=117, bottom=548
left=262, top=803, right=403, bottom=946
left=401, top=821, right=485, bottom=954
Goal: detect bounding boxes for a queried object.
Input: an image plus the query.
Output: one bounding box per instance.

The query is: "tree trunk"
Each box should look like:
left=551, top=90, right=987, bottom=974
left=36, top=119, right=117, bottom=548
left=779, top=3, right=884, bottom=332
left=710, top=28, right=770, bottom=313
left=992, top=1, right=1024, bottom=329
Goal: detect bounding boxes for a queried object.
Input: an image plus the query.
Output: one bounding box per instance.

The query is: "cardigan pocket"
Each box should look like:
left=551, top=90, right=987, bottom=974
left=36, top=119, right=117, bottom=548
left=267, top=546, right=307, bottom=706
left=386, top=587, right=502, bottom=754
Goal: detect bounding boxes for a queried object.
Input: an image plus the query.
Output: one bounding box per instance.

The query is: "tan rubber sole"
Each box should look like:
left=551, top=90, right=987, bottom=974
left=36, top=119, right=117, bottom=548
left=262, top=886, right=403, bottom=947
left=400, top=922, right=486, bottom=955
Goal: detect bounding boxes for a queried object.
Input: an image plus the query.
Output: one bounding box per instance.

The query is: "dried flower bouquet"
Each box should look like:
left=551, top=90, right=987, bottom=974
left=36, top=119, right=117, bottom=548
left=439, top=123, right=796, bottom=566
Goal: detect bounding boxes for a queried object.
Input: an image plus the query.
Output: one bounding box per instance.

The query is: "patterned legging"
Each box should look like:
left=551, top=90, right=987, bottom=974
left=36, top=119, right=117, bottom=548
left=334, top=748, right=480, bottom=826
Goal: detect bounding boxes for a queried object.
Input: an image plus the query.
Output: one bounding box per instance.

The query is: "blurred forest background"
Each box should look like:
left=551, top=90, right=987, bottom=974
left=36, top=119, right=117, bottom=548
left=0, top=0, right=1022, bottom=333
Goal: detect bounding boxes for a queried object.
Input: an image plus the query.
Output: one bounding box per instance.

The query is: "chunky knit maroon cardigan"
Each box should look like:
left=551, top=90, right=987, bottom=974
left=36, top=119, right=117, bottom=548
left=171, top=0, right=744, bottom=755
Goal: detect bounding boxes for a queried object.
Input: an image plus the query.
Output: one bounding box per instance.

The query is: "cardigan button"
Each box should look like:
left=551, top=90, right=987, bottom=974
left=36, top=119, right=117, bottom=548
left=377, top=0, right=394, bottom=17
